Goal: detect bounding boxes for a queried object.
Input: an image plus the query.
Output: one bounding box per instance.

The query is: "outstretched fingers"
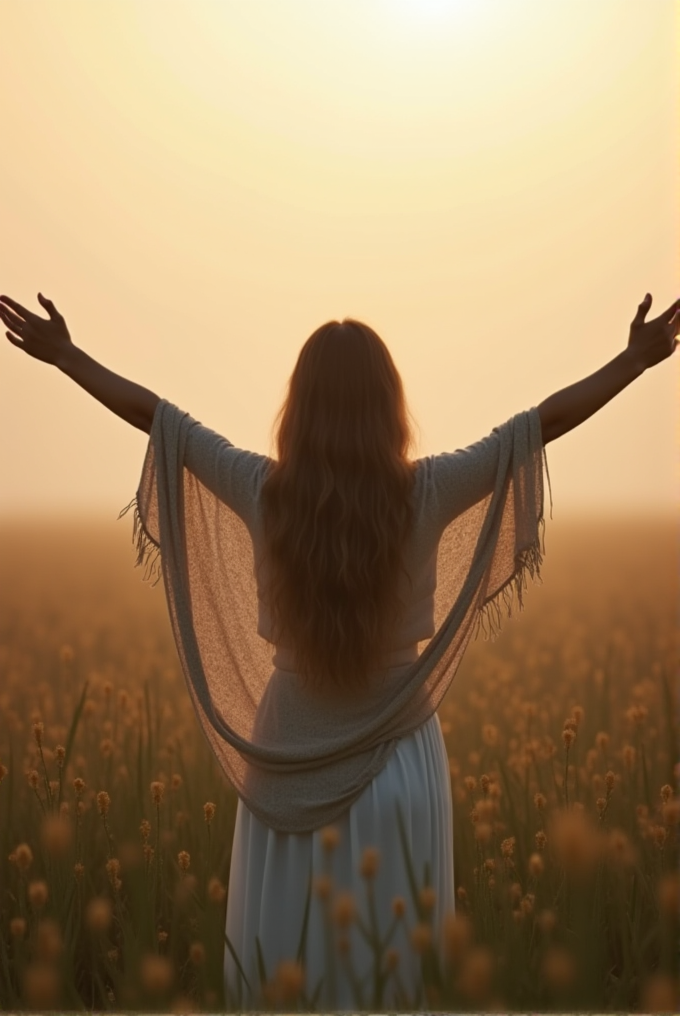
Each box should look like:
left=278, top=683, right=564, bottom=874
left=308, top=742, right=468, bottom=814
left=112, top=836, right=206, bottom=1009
left=0, top=295, right=38, bottom=324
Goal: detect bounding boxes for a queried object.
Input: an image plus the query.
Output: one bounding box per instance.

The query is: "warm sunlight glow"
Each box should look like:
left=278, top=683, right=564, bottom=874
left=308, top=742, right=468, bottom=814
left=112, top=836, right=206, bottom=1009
left=390, top=0, right=471, bottom=19
left=0, top=0, right=676, bottom=518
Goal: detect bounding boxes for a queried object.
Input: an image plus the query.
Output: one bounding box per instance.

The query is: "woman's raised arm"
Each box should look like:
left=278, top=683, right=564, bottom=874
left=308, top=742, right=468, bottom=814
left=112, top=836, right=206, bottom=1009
left=1, top=292, right=160, bottom=434
left=537, top=292, right=679, bottom=445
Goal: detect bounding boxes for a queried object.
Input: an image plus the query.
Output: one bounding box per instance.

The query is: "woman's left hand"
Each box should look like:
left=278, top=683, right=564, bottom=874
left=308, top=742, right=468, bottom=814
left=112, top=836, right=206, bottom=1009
left=1, top=292, right=74, bottom=366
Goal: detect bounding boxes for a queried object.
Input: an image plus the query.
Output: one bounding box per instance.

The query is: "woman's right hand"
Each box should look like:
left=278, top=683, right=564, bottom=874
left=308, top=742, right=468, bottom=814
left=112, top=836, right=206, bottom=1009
left=626, top=293, right=680, bottom=370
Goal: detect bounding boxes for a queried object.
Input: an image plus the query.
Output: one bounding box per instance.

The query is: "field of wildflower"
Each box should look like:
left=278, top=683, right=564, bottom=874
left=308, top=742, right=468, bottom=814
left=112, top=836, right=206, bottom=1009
left=0, top=515, right=677, bottom=1013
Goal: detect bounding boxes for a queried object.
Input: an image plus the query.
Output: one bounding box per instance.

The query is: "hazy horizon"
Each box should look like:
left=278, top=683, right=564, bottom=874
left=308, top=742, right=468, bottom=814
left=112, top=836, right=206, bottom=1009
left=1, top=0, right=677, bottom=518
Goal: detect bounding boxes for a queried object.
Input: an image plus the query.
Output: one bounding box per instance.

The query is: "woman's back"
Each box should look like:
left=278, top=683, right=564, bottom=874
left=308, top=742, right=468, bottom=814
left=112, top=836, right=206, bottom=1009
left=183, top=416, right=505, bottom=674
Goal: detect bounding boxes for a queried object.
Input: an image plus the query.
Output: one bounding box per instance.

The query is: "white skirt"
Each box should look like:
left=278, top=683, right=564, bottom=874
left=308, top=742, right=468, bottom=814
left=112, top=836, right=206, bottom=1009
left=223, top=710, right=455, bottom=1010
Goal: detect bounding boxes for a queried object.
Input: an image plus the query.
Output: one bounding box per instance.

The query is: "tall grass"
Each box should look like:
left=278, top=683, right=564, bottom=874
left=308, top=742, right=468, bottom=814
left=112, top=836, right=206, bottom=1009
left=0, top=517, right=677, bottom=1011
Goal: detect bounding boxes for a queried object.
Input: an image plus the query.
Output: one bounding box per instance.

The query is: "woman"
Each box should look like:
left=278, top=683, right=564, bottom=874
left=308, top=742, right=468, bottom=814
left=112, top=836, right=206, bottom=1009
left=2, top=290, right=678, bottom=1009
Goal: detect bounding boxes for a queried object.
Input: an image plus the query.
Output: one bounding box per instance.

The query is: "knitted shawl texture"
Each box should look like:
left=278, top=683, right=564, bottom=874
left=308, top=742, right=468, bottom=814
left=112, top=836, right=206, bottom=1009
left=120, top=399, right=552, bottom=834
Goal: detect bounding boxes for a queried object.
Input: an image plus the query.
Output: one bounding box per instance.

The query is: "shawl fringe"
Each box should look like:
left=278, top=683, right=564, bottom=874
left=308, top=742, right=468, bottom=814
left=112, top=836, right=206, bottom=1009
left=471, top=512, right=547, bottom=644
left=117, top=495, right=163, bottom=588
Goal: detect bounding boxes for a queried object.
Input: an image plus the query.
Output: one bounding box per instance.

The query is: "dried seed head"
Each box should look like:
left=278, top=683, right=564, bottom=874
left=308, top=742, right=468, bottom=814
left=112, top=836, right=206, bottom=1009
left=384, top=947, right=400, bottom=971
left=562, top=728, right=575, bottom=750
left=158, top=930, right=169, bottom=945
left=73, top=862, right=85, bottom=882
left=501, top=837, right=516, bottom=859
left=548, top=809, right=603, bottom=877
left=143, top=844, right=155, bottom=864
left=139, top=953, right=174, bottom=994
left=99, top=738, right=114, bottom=759
left=482, top=724, right=498, bottom=747
left=626, top=703, right=648, bottom=727
left=73, top=777, right=86, bottom=797
left=150, top=781, right=165, bottom=805
left=332, top=891, right=357, bottom=928
left=13, top=842, right=34, bottom=872
left=657, top=871, right=680, bottom=918
left=663, top=799, right=680, bottom=827
left=535, top=830, right=548, bottom=850
left=418, top=885, right=435, bottom=918
left=10, top=917, right=27, bottom=939
left=360, top=846, right=380, bottom=879
left=508, top=881, right=522, bottom=905
left=0, top=762, right=7, bottom=783
left=534, top=792, right=547, bottom=812
left=521, top=893, right=535, bottom=917
left=54, top=746, right=66, bottom=767
left=21, top=963, right=61, bottom=1009
left=605, top=770, right=616, bottom=793
left=651, top=825, right=668, bottom=849
left=392, top=895, right=406, bottom=918
left=140, top=819, right=151, bottom=841
left=85, top=897, right=112, bottom=933
left=96, top=791, right=111, bottom=817
left=312, top=875, right=332, bottom=900
left=26, top=770, right=40, bottom=791
left=35, top=922, right=62, bottom=959
left=178, top=850, right=190, bottom=873
left=607, top=829, right=637, bottom=869
left=274, top=960, right=305, bottom=1002
left=40, top=815, right=73, bottom=857
left=542, top=946, right=576, bottom=990
left=536, top=908, right=556, bottom=934
left=105, top=858, right=121, bottom=885
left=474, top=822, right=493, bottom=846
left=320, top=824, right=340, bottom=852
left=443, top=912, right=472, bottom=962
left=207, top=877, right=226, bottom=904
left=203, top=802, right=216, bottom=826
left=572, top=706, right=584, bottom=726
left=528, top=852, right=544, bottom=877
left=189, top=942, right=205, bottom=966
left=464, top=776, right=477, bottom=793
left=171, top=774, right=182, bottom=791
left=32, top=722, right=44, bottom=747
left=456, top=946, right=494, bottom=1002
left=595, top=731, right=609, bottom=751
left=60, top=644, right=74, bottom=664
left=660, top=784, right=673, bottom=804
left=479, top=774, right=491, bottom=794
left=456, top=886, right=468, bottom=904
left=410, top=921, right=432, bottom=954
left=640, top=973, right=680, bottom=1015
left=623, top=745, right=636, bottom=769
left=28, top=880, right=49, bottom=909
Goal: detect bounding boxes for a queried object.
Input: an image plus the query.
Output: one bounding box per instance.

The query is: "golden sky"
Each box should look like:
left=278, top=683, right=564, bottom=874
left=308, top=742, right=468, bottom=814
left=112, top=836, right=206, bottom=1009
left=0, top=0, right=677, bottom=521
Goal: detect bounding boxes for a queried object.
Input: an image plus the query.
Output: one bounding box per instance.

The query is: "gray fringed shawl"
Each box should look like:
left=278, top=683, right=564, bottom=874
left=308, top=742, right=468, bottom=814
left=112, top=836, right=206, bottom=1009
left=119, top=399, right=552, bottom=834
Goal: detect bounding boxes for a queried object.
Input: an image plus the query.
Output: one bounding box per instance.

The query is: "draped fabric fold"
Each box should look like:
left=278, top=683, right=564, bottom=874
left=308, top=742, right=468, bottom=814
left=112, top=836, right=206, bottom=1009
left=119, top=400, right=552, bottom=834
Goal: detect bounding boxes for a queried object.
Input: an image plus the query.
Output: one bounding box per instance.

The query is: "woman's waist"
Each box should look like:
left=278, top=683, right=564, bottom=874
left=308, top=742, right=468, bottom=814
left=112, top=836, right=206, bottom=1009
left=272, top=642, right=420, bottom=674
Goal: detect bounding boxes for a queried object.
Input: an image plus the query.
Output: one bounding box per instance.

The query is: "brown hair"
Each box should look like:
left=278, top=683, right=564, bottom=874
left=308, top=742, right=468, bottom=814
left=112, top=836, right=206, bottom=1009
left=261, top=319, right=419, bottom=693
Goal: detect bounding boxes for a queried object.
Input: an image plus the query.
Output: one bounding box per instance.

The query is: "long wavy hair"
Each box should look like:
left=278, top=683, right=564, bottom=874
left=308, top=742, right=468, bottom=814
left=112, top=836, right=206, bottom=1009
left=261, top=319, right=419, bottom=694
